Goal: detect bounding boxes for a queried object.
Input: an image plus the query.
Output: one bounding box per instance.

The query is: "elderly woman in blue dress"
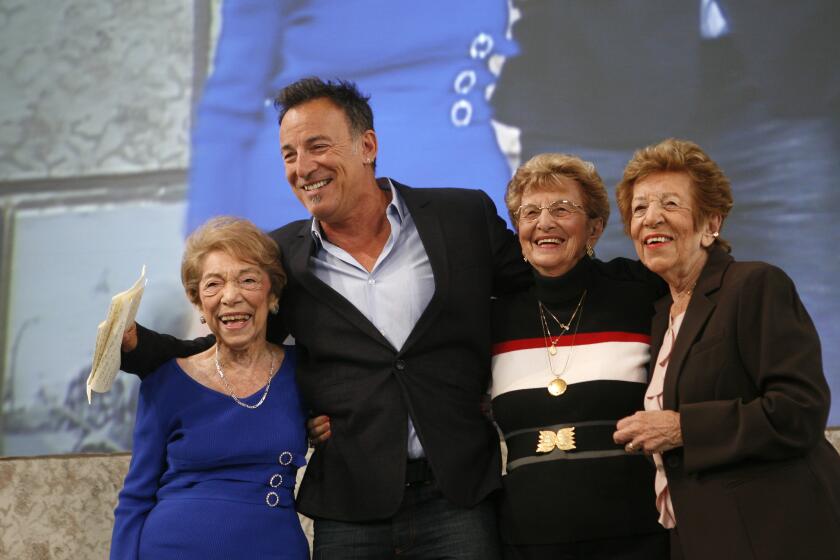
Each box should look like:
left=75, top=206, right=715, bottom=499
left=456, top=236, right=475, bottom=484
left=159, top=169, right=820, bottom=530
left=111, top=217, right=308, bottom=559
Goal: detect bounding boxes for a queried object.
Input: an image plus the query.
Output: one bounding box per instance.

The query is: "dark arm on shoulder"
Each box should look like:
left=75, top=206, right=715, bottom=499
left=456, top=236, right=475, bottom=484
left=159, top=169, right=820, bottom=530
left=478, top=189, right=530, bottom=295
left=120, top=323, right=214, bottom=379
left=598, top=257, right=668, bottom=297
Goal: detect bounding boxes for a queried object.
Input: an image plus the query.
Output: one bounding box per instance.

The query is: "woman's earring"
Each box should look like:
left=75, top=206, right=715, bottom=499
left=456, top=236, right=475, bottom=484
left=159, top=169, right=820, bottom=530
left=523, top=256, right=528, bottom=263
left=270, top=302, right=279, bottom=315
left=199, top=316, right=206, bottom=324
left=703, top=231, right=719, bottom=247
left=585, top=244, right=595, bottom=259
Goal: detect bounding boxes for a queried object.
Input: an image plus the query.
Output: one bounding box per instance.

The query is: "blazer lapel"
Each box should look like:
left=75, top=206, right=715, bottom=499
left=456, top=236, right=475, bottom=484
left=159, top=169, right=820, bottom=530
left=662, top=248, right=732, bottom=409
left=286, top=218, right=394, bottom=350
left=395, top=183, right=449, bottom=353
left=650, top=296, right=671, bottom=383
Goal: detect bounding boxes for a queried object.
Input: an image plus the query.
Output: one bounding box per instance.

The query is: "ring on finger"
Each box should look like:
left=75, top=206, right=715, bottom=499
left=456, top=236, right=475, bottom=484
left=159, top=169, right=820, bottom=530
left=625, top=442, right=635, bottom=452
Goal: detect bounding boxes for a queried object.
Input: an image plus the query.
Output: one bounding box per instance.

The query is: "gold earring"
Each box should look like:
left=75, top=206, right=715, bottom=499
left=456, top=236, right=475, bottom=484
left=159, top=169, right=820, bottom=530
left=585, top=244, right=595, bottom=259
left=199, top=316, right=206, bottom=324
left=270, top=302, right=279, bottom=315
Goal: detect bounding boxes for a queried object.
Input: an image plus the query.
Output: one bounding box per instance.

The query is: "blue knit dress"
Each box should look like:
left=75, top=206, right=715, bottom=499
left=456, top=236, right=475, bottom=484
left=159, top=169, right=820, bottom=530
left=111, top=346, right=308, bottom=559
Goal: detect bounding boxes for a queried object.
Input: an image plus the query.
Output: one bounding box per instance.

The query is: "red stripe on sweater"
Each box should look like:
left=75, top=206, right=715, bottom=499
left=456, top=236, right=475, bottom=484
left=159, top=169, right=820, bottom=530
left=492, top=332, right=651, bottom=355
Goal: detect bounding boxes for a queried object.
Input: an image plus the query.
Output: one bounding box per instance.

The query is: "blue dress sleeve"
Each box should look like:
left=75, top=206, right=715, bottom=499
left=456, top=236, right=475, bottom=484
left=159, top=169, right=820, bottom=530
left=186, top=0, right=284, bottom=233
left=110, top=376, right=169, bottom=559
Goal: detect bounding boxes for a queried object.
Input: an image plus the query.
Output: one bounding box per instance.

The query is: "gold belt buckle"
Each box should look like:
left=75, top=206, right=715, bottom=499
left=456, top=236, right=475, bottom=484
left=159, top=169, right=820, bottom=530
left=536, top=426, right=576, bottom=453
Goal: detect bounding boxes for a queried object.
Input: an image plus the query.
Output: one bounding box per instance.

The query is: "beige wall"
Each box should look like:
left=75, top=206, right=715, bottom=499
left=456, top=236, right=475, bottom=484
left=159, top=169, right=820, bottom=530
left=0, top=451, right=314, bottom=559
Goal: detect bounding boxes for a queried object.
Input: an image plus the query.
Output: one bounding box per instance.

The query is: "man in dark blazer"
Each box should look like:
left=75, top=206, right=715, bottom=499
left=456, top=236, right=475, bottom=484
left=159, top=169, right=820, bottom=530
left=122, top=77, right=529, bottom=558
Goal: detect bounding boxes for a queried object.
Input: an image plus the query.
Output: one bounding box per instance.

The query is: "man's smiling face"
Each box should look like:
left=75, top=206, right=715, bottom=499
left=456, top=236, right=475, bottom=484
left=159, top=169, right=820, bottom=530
left=279, top=97, right=376, bottom=225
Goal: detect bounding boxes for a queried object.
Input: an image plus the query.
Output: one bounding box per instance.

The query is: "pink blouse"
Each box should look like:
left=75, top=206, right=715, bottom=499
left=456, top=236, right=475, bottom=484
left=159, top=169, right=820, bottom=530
left=644, top=311, right=684, bottom=529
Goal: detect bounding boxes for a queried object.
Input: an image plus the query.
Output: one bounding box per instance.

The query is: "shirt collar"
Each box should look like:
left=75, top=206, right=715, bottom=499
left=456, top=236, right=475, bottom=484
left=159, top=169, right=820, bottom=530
left=310, top=177, right=406, bottom=246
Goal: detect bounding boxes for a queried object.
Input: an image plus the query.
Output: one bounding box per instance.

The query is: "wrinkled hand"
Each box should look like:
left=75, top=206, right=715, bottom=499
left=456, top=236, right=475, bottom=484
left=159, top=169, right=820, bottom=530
left=121, top=322, right=138, bottom=352
left=307, top=415, right=331, bottom=447
left=613, top=410, right=682, bottom=455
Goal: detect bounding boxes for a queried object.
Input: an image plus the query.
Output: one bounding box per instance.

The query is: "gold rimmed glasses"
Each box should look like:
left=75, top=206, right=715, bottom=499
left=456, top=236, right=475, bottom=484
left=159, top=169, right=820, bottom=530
left=515, top=199, right=586, bottom=223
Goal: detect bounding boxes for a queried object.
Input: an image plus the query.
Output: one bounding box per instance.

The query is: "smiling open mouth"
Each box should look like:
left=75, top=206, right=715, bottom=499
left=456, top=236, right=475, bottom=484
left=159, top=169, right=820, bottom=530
left=302, top=179, right=330, bottom=191
left=535, top=238, right=563, bottom=246
left=219, top=313, right=252, bottom=325
left=645, top=235, right=673, bottom=245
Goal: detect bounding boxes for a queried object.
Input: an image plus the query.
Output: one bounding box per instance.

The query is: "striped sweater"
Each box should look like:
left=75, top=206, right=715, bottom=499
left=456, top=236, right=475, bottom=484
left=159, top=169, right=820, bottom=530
left=491, top=256, right=666, bottom=545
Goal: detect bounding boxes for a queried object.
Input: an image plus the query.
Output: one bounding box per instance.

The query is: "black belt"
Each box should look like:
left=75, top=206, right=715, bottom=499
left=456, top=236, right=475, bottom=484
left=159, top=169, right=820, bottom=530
left=504, top=421, right=628, bottom=472
left=405, top=458, right=435, bottom=486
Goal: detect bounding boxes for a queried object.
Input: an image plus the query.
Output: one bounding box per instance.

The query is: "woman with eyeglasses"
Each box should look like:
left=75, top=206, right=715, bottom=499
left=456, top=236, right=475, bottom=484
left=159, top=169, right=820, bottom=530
left=110, top=217, right=308, bottom=559
left=489, top=153, right=669, bottom=559
left=612, top=139, right=840, bottom=559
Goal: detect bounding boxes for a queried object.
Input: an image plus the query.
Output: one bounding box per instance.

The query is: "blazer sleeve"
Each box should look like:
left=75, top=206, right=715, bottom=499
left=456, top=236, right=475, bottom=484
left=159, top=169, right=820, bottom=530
left=478, top=189, right=531, bottom=295
left=110, top=378, right=169, bottom=559
left=680, top=265, right=829, bottom=472
left=120, top=323, right=215, bottom=378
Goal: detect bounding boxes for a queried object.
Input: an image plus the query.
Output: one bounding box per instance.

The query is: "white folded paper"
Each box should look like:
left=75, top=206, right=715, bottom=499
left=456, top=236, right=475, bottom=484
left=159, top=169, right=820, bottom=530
left=87, top=265, right=147, bottom=403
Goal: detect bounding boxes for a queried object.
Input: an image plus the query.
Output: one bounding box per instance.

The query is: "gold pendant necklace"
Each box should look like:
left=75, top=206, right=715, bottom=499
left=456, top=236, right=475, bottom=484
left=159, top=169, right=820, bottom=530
left=538, top=290, right=586, bottom=397
left=547, top=377, right=567, bottom=396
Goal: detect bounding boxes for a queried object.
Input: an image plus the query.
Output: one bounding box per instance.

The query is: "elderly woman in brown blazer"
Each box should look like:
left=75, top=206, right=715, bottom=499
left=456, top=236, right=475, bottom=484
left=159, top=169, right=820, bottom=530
left=612, top=138, right=840, bottom=560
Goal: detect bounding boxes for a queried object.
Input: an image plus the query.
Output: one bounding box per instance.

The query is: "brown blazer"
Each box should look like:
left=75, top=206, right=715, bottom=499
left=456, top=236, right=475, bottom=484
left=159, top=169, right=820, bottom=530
left=654, top=247, right=840, bottom=560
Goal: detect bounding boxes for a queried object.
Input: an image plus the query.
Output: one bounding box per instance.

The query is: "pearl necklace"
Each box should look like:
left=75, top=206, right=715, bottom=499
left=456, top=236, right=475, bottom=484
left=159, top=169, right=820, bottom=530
left=213, top=345, right=276, bottom=409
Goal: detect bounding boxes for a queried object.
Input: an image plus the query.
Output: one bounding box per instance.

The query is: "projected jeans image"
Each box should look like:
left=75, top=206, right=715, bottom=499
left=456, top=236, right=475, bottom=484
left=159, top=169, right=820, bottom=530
left=492, top=0, right=840, bottom=420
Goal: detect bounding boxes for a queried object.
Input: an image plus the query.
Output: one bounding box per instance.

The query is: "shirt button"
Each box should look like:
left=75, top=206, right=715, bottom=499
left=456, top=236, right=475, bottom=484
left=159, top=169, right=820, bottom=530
left=395, top=360, right=407, bottom=371
left=368, top=278, right=376, bottom=285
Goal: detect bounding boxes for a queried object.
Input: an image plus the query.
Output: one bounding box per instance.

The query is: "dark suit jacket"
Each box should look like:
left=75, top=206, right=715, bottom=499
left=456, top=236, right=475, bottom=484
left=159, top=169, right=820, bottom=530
left=123, top=181, right=529, bottom=521
left=273, top=182, right=528, bottom=520
left=654, top=247, right=840, bottom=559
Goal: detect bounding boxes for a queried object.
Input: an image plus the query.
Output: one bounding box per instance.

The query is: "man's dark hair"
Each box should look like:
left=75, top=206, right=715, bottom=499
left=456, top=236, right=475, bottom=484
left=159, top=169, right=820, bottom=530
left=274, top=77, right=374, bottom=136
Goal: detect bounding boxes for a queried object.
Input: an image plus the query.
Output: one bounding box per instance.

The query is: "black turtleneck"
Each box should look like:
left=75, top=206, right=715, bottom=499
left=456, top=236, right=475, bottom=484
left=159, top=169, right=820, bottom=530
left=490, top=256, right=666, bottom=546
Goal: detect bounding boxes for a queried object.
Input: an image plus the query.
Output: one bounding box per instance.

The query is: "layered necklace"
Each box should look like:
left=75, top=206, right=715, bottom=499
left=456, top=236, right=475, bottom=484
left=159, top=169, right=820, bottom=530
left=538, top=289, right=586, bottom=396
left=213, top=345, right=276, bottom=409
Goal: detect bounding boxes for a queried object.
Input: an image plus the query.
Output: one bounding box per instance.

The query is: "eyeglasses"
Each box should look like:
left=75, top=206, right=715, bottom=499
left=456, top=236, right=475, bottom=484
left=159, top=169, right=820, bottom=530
left=515, top=200, right=586, bottom=223
left=201, top=275, right=266, bottom=297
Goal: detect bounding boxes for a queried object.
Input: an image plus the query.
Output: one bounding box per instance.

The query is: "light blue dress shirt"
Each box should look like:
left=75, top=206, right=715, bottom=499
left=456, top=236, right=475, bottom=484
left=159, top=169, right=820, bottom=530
left=309, top=179, right=435, bottom=459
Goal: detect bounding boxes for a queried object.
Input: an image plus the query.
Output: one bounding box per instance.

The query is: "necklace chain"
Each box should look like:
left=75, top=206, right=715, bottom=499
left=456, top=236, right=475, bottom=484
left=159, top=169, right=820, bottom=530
left=670, top=282, right=697, bottom=318
left=213, top=345, right=276, bottom=409
left=674, top=282, right=696, bottom=300
left=538, top=290, right=587, bottom=396
left=538, top=290, right=586, bottom=355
